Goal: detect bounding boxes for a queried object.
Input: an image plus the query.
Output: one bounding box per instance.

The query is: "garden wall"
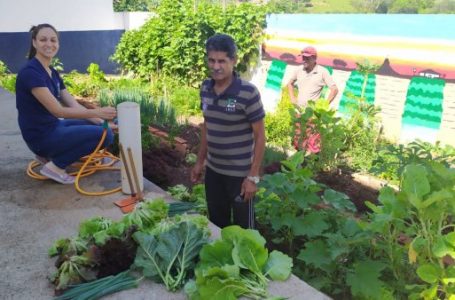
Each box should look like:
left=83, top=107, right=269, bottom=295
left=0, top=0, right=152, bottom=74
left=260, top=14, right=455, bottom=147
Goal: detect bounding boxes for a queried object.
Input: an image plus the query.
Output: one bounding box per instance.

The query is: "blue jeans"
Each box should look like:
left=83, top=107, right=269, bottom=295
left=27, top=119, right=114, bottom=169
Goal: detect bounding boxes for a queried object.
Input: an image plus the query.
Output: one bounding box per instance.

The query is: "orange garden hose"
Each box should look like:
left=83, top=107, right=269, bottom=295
left=26, top=124, right=122, bottom=196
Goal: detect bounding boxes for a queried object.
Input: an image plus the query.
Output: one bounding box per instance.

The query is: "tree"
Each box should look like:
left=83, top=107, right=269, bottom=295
left=388, top=0, right=435, bottom=13
left=428, top=0, right=455, bottom=12
left=351, top=0, right=392, bottom=13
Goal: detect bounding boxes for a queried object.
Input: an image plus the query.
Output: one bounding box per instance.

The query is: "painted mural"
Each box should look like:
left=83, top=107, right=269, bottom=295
left=263, top=14, right=455, bottom=82
left=262, top=14, right=455, bottom=146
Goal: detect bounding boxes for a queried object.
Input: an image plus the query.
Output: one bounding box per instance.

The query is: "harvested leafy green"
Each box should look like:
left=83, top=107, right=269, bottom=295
left=54, top=270, right=140, bottom=300
left=49, top=237, right=88, bottom=258
left=78, top=216, right=127, bottom=246
left=152, top=214, right=210, bottom=237
left=133, top=220, right=209, bottom=291
left=50, top=254, right=97, bottom=291
left=122, top=198, right=169, bottom=230
left=167, top=184, right=207, bottom=216
left=168, top=184, right=191, bottom=201
left=187, top=225, right=293, bottom=300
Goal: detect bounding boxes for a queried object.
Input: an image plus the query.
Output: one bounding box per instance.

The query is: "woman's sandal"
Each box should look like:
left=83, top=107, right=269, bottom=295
left=40, top=165, right=75, bottom=184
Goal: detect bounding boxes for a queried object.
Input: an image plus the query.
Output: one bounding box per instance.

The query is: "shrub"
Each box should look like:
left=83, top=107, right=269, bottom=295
left=113, top=0, right=267, bottom=86
left=0, top=60, right=16, bottom=93
left=264, top=88, right=294, bottom=149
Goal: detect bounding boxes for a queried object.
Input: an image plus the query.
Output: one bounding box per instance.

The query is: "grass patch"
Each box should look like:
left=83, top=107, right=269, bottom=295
left=306, top=0, right=356, bottom=13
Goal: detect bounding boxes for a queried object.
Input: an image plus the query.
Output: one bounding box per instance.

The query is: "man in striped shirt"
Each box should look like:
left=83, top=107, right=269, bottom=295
left=190, top=34, right=266, bottom=229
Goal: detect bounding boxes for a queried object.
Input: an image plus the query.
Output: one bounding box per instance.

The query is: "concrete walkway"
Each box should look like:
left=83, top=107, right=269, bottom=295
left=0, top=88, right=330, bottom=300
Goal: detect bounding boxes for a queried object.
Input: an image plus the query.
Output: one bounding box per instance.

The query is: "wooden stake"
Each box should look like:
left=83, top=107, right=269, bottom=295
left=127, top=147, right=143, bottom=201
left=119, top=143, right=135, bottom=197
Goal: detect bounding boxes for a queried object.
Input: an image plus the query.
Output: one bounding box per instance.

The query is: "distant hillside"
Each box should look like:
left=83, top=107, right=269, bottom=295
left=305, top=0, right=356, bottom=13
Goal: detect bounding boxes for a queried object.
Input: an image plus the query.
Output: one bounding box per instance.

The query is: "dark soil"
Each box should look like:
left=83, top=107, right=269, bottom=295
left=315, top=170, right=379, bottom=213
left=142, top=124, right=200, bottom=190
left=263, top=162, right=380, bottom=213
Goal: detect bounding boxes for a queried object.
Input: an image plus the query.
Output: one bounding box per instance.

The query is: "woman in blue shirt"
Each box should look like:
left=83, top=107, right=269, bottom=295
left=16, top=24, right=116, bottom=184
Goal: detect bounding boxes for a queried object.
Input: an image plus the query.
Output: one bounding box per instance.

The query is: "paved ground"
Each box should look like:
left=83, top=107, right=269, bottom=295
left=0, top=88, right=330, bottom=300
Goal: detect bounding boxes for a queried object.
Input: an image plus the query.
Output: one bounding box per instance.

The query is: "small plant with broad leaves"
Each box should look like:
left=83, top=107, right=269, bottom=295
left=365, top=162, right=455, bottom=299
left=292, top=100, right=345, bottom=172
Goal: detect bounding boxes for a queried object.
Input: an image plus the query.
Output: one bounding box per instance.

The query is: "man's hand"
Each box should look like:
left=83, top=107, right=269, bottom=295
left=190, top=161, right=204, bottom=183
left=240, top=178, right=258, bottom=202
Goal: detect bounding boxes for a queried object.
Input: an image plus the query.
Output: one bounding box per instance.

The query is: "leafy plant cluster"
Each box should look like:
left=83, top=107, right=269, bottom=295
left=167, top=183, right=207, bottom=215
left=264, top=88, right=294, bottom=149
left=293, top=100, right=346, bottom=172
left=364, top=162, right=455, bottom=299
left=343, top=101, right=383, bottom=171
left=113, top=0, right=160, bottom=11
left=255, top=152, right=370, bottom=298
left=148, top=74, right=201, bottom=117
left=98, top=87, right=181, bottom=151
left=256, top=150, right=455, bottom=299
left=266, top=0, right=312, bottom=13
left=49, top=198, right=169, bottom=291
left=63, top=63, right=108, bottom=98
left=0, top=60, right=16, bottom=93
left=49, top=198, right=213, bottom=295
left=370, top=140, right=455, bottom=184
left=185, top=225, right=293, bottom=300
left=133, top=218, right=209, bottom=291
left=113, top=0, right=267, bottom=86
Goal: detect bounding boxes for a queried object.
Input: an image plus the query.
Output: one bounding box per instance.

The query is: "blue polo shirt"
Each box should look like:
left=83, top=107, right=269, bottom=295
left=16, top=57, right=65, bottom=144
left=200, top=73, right=265, bottom=177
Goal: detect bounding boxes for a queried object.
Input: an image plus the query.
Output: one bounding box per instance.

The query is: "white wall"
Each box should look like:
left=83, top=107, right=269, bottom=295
left=0, top=0, right=124, bottom=32
left=123, top=12, right=154, bottom=30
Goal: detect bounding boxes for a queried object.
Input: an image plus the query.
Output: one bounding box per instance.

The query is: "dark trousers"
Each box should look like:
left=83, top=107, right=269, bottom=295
left=204, top=167, right=255, bottom=229
left=26, top=119, right=114, bottom=169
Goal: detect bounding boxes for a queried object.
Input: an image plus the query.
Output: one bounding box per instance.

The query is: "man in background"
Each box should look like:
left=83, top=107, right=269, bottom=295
left=287, top=46, right=338, bottom=106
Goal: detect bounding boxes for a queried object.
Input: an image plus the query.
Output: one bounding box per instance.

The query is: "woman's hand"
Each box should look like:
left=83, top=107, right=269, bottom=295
left=96, top=107, right=116, bottom=120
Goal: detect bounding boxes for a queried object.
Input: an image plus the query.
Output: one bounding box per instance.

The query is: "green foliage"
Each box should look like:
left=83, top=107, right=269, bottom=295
left=63, top=70, right=102, bottom=98
left=0, top=60, right=16, bottom=93
left=167, top=183, right=207, bottom=215
left=187, top=225, right=292, bottom=299
left=51, top=57, right=64, bottom=72
left=99, top=88, right=181, bottom=150
left=113, top=0, right=267, bottom=86
left=113, top=0, right=159, bottom=11
left=293, top=100, right=345, bottom=172
left=389, top=0, right=435, bottom=12
left=122, top=198, right=170, bottom=230
left=266, top=0, right=311, bottom=13
left=370, top=140, right=455, bottom=183
left=351, top=0, right=393, bottom=13
left=365, top=162, right=455, bottom=299
left=264, top=88, right=293, bottom=149
left=256, top=152, right=356, bottom=258
left=428, top=0, right=455, bottom=13
left=54, top=271, right=140, bottom=300
left=342, top=102, right=382, bottom=171
left=133, top=221, right=209, bottom=291
left=306, top=0, right=357, bottom=12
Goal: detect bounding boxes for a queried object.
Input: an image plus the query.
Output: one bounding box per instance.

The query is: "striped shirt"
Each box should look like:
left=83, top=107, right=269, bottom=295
left=200, top=74, right=265, bottom=177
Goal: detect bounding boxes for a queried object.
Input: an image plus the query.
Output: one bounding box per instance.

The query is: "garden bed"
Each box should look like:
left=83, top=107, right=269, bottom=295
left=142, top=123, right=201, bottom=189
